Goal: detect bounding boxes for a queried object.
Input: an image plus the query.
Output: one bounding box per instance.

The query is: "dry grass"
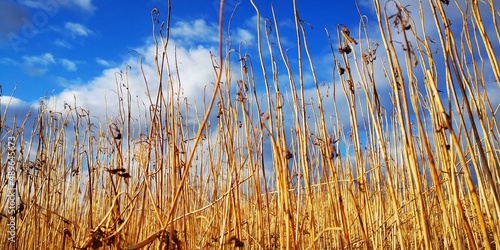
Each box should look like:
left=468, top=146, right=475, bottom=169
left=1, top=0, right=499, bottom=249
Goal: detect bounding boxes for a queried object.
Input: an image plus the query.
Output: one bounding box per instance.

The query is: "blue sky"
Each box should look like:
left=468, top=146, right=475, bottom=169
left=1, top=0, right=498, bottom=145
left=0, top=0, right=369, bottom=104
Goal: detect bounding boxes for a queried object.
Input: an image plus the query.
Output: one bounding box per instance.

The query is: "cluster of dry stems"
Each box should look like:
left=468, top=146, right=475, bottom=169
left=1, top=0, right=499, bottom=249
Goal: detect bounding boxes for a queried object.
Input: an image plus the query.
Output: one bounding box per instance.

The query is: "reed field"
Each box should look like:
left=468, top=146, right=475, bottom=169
left=1, top=0, right=499, bottom=249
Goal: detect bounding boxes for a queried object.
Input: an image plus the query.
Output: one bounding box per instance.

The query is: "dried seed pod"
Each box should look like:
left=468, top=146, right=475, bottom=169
left=341, top=26, right=350, bottom=37
left=106, top=168, right=127, bottom=175
left=118, top=172, right=132, bottom=178
left=344, top=45, right=352, bottom=54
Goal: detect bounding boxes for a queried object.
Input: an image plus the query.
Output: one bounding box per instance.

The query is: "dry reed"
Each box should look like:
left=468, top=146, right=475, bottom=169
left=1, top=0, right=499, bottom=249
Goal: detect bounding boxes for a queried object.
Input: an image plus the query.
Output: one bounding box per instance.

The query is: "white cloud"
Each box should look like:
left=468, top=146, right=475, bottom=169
left=17, top=0, right=53, bottom=10
left=53, top=76, right=85, bottom=88
left=45, top=39, right=218, bottom=120
left=95, top=57, right=111, bottom=67
left=18, top=0, right=95, bottom=13
left=54, top=39, right=72, bottom=48
left=24, top=67, right=48, bottom=76
left=21, top=53, right=79, bottom=75
left=60, top=58, right=77, bottom=71
left=38, top=18, right=239, bottom=120
left=233, top=28, right=254, bottom=44
left=0, top=96, right=29, bottom=108
left=0, top=57, right=18, bottom=65
left=47, top=68, right=133, bottom=116
left=170, top=19, right=219, bottom=45
left=74, top=0, right=96, bottom=12
left=64, top=22, right=93, bottom=38
left=22, top=53, right=55, bottom=65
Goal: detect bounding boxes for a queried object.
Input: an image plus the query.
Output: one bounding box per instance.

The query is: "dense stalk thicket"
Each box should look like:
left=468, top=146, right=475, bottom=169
left=1, top=0, right=499, bottom=249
